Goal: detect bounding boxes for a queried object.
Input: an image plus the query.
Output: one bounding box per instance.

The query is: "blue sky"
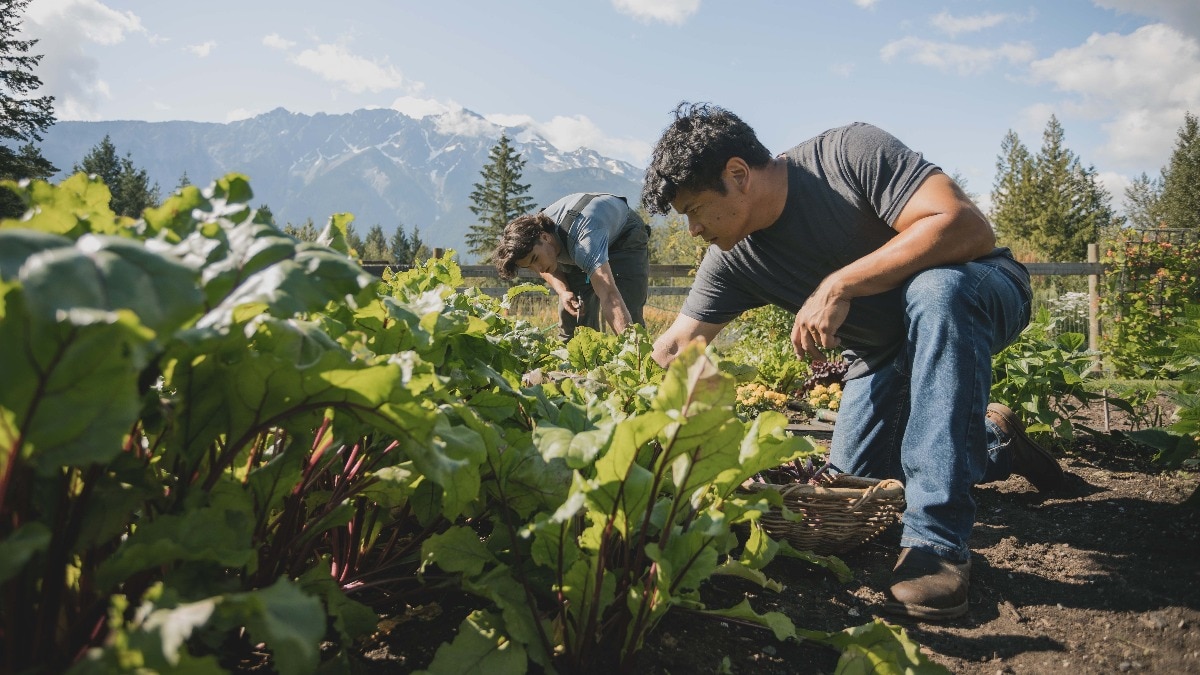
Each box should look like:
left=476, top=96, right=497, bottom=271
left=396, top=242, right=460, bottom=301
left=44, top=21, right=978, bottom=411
left=19, top=0, right=1200, bottom=213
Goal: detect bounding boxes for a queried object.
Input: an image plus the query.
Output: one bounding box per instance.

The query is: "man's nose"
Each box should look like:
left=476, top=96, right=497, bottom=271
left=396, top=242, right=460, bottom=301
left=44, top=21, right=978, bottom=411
left=687, top=218, right=702, bottom=237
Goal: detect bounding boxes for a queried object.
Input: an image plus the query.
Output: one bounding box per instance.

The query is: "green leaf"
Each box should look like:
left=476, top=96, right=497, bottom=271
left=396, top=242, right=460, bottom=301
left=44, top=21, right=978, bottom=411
left=0, top=174, right=123, bottom=237
left=0, top=522, right=51, bottom=583
left=701, top=598, right=796, bottom=641
left=0, top=281, right=154, bottom=473
left=97, top=498, right=256, bottom=589
left=421, top=525, right=496, bottom=577
left=220, top=577, right=326, bottom=675
left=419, top=610, right=527, bottom=675
left=810, top=619, right=950, bottom=674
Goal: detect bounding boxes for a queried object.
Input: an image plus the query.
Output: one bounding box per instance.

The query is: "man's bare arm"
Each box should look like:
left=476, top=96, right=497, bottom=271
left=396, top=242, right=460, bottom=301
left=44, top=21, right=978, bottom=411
left=652, top=314, right=727, bottom=367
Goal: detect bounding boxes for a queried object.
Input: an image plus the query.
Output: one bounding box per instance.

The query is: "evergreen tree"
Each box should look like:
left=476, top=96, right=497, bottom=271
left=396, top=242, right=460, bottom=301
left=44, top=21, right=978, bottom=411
left=410, top=226, right=429, bottom=263
left=1161, top=112, right=1200, bottom=230
left=283, top=218, right=319, bottom=241
left=362, top=224, right=391, bottom=262
left=465, top=134, right=535, bottom=261
left=1123, top=172, right=1166, bottom=230
left=390, top=224, right=413, bottom=265
left=0, top=0, right=56, bottom=218
left=73, top=135, right=160, bottom=217
left=990, top=130, right=1038, bottom=251
left=176, top=171, right=192, bottom=190
left=256, top=203, right=276, bottom=227
left=345, top=222, right=364, bottom=257
left=990, top=117, right=1117, bottom=261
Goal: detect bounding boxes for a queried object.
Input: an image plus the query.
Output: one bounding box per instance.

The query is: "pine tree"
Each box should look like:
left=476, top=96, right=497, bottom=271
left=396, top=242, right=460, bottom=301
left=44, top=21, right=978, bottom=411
left=390, top=224, right=413, bottom=265
left=1124, top=172, right=1166, bottom=230
left=0, top=0, right=56, bottom=218
left=1161, top=112, right=1200, bottom=230
left=345, top=222, right=364, bottom=257
left=990, top=130, right=1038, bottom=252
left=73, top=135, right=160, bottom=217
left=990, top=117, right=1117, bottom=261
left=410, top=226, right=429, bottom=263
left=465, top=134, right=535, bottom=261
left=362, top=224, right=391, bottom=262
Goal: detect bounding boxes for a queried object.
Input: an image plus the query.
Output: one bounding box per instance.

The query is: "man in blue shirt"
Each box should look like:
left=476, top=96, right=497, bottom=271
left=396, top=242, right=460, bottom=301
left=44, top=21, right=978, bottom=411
left=495, top=193, right=649, bottom=339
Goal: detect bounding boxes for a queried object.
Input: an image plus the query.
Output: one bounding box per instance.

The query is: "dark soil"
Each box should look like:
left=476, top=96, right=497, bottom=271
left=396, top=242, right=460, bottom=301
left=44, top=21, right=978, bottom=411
left=350, top=399, right=1200, bottom=674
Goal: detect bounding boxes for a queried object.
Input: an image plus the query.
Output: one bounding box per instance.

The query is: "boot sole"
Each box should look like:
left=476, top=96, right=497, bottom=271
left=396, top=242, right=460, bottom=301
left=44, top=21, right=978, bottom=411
left=883, top=597, right=968, bottom=620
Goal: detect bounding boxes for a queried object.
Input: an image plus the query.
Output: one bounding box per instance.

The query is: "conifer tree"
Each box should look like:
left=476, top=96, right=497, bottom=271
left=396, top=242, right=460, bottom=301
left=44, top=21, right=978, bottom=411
left=362, top=224, right=391, bottom=262
left=0, top=0, right=56, bottom=218
left=283, top=218, right=318, bottom=242
left=990, top=130, right=1038, bottom=250
left=989, top=116, right=1117, bottom=261
left=345, top=222, right=364, bottom=257
left=390, top=224, right=413, bottom=265
left=1161, top=112, right=1200, bottom=230
left=1124, top=172, right=1166, bottom=230
left=73, top=135, right=160, bottom=217
left=465, top=133, right=535, bottom=261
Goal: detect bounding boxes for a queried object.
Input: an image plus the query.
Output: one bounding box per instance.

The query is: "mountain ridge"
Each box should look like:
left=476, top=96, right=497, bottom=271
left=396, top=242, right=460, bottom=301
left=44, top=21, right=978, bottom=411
left=35, top=106, right=647, bottom=260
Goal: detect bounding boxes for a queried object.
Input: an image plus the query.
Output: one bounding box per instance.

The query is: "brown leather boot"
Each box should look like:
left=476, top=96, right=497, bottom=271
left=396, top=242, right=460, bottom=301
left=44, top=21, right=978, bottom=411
left=987, top=403, right=1066, bottom=492
left=884, top=548, right=970, bottom=619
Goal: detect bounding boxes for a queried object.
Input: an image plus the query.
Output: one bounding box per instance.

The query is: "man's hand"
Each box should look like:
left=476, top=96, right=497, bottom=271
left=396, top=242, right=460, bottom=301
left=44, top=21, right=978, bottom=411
left=791, top=279, right=849, bottom=361
left=560, top=292, right=582, bottom=318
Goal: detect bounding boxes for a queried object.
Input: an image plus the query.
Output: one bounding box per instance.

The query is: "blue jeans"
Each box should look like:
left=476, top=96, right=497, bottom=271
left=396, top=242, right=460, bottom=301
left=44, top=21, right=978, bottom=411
left=829, top=256, right=1032, bottom=563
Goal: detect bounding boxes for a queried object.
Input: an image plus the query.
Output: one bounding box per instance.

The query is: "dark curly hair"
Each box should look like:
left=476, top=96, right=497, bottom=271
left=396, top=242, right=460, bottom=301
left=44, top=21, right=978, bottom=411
left=493, top=212, right=555, bottom=280
left=640, top=102, right=773, bottom=215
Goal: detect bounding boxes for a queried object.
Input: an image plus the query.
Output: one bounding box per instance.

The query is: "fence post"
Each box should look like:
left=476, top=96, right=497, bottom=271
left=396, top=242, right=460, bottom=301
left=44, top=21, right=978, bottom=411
left=1088, top=243, right=1101, bottom=372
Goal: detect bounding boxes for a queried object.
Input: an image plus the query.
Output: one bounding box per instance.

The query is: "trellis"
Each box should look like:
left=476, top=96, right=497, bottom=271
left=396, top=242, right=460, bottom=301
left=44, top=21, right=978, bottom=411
left=1113, top=227, right=1200, bottom=315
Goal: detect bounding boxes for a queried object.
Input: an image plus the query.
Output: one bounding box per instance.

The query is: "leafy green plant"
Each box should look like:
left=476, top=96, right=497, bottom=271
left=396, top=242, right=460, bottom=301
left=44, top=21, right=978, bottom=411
left=0, top=173, right=556, bottom=672
left=0, top=173, right=951, bottom=674
left=1126, top=304, right=1200, bottom=504
left=719, top=306, right=810, bottom=394
left=1101, top=232, right=1200, bottom=378
left=422, top=342, right=853, bottom=673
left=991, top=307, right=1107, bottom=446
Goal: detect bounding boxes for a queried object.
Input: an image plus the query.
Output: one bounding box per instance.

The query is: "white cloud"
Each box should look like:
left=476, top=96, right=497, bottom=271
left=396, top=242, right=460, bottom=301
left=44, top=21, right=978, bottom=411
left=880, top=37, right=1036, bottom=75
left=20, top=0, right=145, bottom=120
left=1027, top=24, right=1200, bottom=166
left=853, top=0, right=879, bottom=8
left=290, top=43, right=412, bottom=94
left=481, top=112, right=649, bottom=165
left=263, top=33, right=295, bottom=50
left=185, top=41, right=216, bottom=58
left=830, top=61, right=856, bottom=77
left=390, top=96, right=455, bottom=119
left=611, top=0, right=700, bottom=24
left=930, top=11, right=1032, bottom=37
left=225, top=108, right=262, bottom=123
left=1092, top=0, right=1200, bottom=39
left=1097, top=170, right=1134, bottom=215
left=432, top=106, right=498, bottom=138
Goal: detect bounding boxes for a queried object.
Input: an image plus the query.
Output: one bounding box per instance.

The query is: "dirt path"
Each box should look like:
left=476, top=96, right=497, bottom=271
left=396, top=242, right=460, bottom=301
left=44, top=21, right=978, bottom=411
left=633, top=428, right=1200, bottom=674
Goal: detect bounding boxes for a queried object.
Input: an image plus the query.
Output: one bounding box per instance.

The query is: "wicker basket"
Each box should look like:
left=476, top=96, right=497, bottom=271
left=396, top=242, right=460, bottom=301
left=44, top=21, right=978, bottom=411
left=743, top=475, right=905, bottom=555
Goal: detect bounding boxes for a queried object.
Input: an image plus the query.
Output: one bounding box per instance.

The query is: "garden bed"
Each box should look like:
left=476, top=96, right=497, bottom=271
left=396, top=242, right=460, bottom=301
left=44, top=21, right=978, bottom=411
left=351, top=399, right=1200, bottom=674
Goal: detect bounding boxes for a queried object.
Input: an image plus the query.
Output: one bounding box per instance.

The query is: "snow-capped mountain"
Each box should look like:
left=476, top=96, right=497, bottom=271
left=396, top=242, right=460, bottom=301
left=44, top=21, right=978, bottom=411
left=35, top=107, right=646, bottom=260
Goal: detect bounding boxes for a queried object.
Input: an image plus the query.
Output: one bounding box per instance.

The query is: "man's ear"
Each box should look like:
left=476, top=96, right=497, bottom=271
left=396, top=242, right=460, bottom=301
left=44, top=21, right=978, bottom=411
left=725, top=157, right=751, bottom=191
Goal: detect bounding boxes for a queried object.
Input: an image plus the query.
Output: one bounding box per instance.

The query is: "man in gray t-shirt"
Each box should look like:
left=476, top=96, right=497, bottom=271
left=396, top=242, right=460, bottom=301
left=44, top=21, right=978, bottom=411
left=494, top=193, right=649, bottom=340
left=642, top=103, right=1065, bottom=621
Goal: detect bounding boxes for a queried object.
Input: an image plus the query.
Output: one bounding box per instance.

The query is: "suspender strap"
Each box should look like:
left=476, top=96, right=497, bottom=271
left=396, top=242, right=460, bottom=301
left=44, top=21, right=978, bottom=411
left=555, top=193, right=600, bottom=252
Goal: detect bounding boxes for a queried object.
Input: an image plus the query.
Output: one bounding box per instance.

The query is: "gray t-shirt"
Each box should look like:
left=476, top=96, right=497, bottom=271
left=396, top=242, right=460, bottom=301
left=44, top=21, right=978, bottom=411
left=541, top=193, right=637, bottom=274
left=680, top=122, right=940, bottom=378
